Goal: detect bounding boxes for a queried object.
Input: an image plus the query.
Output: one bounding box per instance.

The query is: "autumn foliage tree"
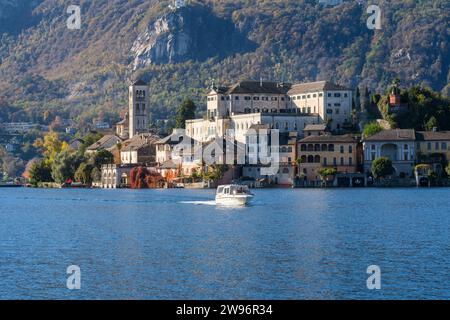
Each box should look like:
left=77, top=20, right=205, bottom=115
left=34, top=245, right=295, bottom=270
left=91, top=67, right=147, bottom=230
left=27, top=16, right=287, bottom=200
left=130, top=166, right=164, bottom=189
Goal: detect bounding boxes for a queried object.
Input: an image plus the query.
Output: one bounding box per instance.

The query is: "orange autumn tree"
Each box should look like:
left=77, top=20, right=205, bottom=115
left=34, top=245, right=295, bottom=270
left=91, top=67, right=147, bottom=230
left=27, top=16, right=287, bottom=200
left=130, top=167, right=164, bottom=189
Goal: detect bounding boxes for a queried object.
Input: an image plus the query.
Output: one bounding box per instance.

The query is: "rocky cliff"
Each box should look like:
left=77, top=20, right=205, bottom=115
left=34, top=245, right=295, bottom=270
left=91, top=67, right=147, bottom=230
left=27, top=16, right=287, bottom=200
left=130, top=5, right=256, bottom=69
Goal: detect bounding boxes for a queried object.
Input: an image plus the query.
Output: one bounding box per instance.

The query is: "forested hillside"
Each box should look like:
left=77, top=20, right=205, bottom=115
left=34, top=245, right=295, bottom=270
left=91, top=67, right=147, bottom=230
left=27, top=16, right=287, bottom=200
left=0, top=0, right=448, bottom=127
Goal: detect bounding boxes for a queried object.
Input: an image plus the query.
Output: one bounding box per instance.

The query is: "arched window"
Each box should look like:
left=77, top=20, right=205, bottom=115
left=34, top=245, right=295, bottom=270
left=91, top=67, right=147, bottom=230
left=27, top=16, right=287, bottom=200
left=307, top=155, right=314, bottom=163
left=301, top=144, right=307, bottom=152
left=307, top=144, right=314, bottom=152
left=314, top=155, right=321, bottom=163
left=328, top=144, right=335, bottom=152
left=301, top=155, right=307, bottom=163
left=315, top=144, right=321, bottom=152
left=321, top=144, right=328, bottom=151
left=275, top=122, right=280, bottom=129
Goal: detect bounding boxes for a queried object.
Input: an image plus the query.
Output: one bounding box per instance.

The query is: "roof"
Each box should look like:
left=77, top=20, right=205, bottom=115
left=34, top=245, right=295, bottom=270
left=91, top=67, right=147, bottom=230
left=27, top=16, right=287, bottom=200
left=86, top=135, right=122, bottom=151
left=121, top=133, right=160, bottom=152
left=364, top=129, right=416, bottom=142
left=304, top=124, right=327, bottom=131
left=159, top=160, right=180, bottom=169
left=288, top=81, right=351, bottom=95
left=132, top=79, right=147, bottom=86
left=300, top=134, right=359, bottom=143
left=249, top=124, right=271, bottom=131
left=156, top=130, right=199, bottom=146
left=211, top=81, right=291, bottom=95
left=116, top=117, right=129, bottom=125
left=416, top=131, right=450, bottom=141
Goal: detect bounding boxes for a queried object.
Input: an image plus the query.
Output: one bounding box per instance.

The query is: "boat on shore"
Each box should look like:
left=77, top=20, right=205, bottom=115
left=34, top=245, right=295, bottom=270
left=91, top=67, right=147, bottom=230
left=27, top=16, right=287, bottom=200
left=215, top=185, right=253, bottom=206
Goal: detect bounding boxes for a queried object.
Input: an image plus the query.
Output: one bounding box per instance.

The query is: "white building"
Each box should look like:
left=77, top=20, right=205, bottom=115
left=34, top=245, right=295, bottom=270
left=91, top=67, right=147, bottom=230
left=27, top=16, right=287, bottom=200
left=185, top=80, right=352, bottom=144
left=363, top=129, right=416, bottom=177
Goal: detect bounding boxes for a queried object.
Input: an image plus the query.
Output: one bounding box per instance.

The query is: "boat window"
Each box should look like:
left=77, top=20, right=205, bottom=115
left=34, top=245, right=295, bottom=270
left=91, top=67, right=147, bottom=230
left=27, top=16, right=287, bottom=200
left=217, top=187, right=224, bottom=193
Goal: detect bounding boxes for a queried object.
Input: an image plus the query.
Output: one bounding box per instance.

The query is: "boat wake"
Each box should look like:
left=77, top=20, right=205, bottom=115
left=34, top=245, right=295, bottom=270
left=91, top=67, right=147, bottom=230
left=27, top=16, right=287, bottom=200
left=179, top=200, right=217, bottom=206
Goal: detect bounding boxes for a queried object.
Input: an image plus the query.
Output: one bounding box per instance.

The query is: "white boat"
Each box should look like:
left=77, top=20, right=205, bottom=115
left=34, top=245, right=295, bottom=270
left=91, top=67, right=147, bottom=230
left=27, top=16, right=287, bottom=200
left=215, top=185, right=253, bottom=206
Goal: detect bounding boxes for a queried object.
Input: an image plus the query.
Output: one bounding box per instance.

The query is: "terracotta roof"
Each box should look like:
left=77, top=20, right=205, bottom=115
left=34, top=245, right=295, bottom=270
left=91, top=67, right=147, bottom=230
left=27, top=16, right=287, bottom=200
left=416, top=131, right=450, bottom=141
left=300, top=134, right=359, bottom=143
left=288, top=81, right=351, bottom=95
left=364, top=129, right=416, bottom=142
left=86, top=135, right=122, bottom=151
left=159, top=160, right=180, bottom=169
left=121, top=133, right=160, bottom=152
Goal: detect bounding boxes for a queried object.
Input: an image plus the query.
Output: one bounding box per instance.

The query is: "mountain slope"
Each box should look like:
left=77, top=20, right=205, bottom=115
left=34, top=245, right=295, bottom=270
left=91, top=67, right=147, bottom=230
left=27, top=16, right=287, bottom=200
left=0, top=0, right=448, bottom=126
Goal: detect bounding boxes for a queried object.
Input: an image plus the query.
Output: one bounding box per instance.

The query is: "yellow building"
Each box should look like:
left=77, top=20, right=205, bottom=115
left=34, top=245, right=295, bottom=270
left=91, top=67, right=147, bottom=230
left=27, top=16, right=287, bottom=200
left=416, top=131, right=450, bottom=171
left=298, top=134, right=361, bottom=182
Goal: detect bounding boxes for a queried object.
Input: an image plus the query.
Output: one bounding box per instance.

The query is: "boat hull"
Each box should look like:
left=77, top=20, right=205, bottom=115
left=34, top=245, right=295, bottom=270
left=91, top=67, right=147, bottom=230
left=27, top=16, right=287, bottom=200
left=215, top=195, right=253, bottom=206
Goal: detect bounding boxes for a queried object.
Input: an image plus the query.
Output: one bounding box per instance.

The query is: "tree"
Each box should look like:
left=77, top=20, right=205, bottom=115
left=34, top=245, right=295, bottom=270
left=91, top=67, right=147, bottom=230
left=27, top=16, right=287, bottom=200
left=363, top=122, right=383, bottom=137
left=51, top=150, right=85, bottom=183
left=75, top=163, right=94, bottom=185
left=28, top=160, right=53, bottom=185
left=79, top=132, right=104, bottom=154
left=318, top=168, right=337, bottom=178
left=91, top=149, right=114, bottom=168
left=425, top=116, right=438, bottom=131
left=34, top=132, right=69, bottom=166
left=91, top=167, right=102, bottom=182
left=203, top=164, right=229, bottom=182
left=175, top=98, right=196, bottom=129
left=372, top=157, right=395, bottom=179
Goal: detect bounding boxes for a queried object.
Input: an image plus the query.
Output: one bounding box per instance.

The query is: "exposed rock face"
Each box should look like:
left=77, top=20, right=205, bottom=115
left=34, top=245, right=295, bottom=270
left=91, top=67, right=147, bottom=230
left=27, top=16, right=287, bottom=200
left=131, top=5, right=256, bottom=69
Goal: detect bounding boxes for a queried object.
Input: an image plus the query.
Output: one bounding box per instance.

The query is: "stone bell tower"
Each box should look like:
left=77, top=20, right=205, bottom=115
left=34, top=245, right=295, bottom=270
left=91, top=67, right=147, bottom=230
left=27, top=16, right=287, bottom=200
left=129, top=79, right=149, bottom=138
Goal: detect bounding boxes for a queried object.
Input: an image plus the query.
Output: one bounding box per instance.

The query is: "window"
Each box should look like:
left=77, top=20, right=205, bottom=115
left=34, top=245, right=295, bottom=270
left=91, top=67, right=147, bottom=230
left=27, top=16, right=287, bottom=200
left=344, top=93, right=348, bottom=98
left=334, top=103, right=341, bottom=107
left=340, top=157, right=344, bottom=166
left=319, top=93, right=323, bottom=97
left=235, top=96, right=239, bottom=100
left=334, top=93, right=341, bottom=97
left=323, top=157, right=328, bottom=166
left=442, top=142, right=448, bottom=150
left=333, top=158, right=337, bottom=166
left=335, top=109, right=340, bottom=115
left=313, top=94, right=317, bottom=98
left=349, top=146, right=353, bottom=153
left=349, top=157, right=353, bottom=166
left=340, top=146, right=344, bottom=153
left=435, top=142, right=440, bottom=150
left=328, top=93, right=332, bottom=97
left=327, top=109, right=333, bottom=114
left=221, top=96, right=225, bottom=101
left=427, top=142, right=432, bottom=150
left=245, top=96, right=251, bottom=101
left=253, top=97, right=259, bottom=101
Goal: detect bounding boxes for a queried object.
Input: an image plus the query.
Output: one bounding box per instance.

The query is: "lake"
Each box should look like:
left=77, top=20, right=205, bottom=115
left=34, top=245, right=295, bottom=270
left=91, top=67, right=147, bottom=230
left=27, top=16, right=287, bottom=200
left=0, top=187, right=449, bottom=300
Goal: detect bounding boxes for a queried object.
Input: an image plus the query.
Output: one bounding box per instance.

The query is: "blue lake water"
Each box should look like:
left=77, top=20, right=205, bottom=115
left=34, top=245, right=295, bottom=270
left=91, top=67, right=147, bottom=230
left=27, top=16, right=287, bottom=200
left=0, top=187, right=449, bottom=300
